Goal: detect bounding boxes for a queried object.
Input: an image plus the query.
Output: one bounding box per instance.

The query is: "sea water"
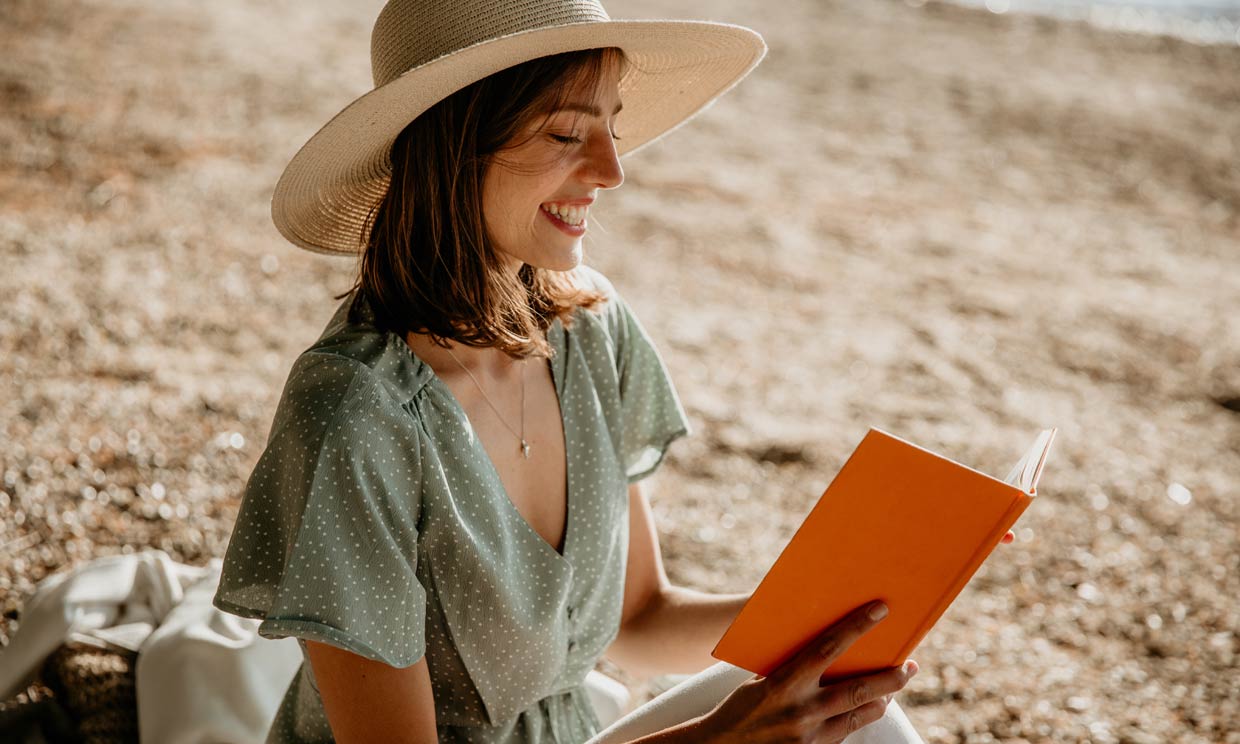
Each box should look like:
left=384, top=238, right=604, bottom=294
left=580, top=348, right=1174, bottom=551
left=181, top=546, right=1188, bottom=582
left=937, top=0, right=1240, bottom=45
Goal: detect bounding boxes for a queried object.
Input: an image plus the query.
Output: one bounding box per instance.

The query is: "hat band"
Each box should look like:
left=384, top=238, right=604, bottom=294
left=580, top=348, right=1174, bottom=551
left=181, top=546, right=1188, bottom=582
left=371, top=0, right=612, bottom=87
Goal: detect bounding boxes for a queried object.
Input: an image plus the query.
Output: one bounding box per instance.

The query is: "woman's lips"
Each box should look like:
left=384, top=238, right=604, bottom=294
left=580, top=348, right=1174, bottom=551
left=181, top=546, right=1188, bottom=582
left=540, top=206, right=586, bottom=236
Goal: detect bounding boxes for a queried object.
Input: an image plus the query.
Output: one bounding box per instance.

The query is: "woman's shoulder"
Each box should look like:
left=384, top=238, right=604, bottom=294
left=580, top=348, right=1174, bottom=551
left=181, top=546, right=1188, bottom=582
left=278, top=350, right=379, bottom=413
left=280, top=293, right=434, bottom=414
left=571, top=263, right=619, bottom=300
left=567, top=264, right=631, bottom=339
left=269, top=347, right=422, bottom=452
left=266, top=354, right=365, bottom=444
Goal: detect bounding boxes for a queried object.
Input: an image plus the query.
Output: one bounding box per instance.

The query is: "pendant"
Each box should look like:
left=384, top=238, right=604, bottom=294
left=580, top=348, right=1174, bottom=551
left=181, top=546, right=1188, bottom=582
left=521, top=440, right=530, bottom=459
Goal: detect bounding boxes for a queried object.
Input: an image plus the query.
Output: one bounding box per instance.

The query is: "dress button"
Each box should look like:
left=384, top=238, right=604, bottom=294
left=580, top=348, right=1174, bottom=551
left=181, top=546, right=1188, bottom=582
left=567, top=638, right=577, bottom=652
left=566, top=605, right=578, bottom=621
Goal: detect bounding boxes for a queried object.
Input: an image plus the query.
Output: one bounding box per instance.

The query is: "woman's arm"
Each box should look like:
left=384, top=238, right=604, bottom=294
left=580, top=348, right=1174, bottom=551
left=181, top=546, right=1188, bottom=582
left=610, top=584, right=751, bottom=678
left=605, top=481, right=752, bottom=678
left=305, top=640, right=439, bottom=743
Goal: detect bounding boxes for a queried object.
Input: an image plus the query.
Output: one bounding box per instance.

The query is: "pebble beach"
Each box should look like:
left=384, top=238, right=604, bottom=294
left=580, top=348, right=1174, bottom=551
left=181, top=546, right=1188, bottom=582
left=1, top=0, right=1237, bottom=741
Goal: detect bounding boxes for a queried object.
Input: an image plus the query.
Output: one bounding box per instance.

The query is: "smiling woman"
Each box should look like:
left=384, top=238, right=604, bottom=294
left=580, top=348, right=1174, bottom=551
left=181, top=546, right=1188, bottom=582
left=211, top=0, right=928, bottom=743
left=354, top=46, right=630, bottom=358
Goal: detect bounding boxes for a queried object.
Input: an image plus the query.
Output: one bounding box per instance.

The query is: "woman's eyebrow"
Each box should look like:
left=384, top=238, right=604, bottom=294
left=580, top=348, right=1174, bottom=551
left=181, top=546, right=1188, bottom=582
left=552, top=102, right=624, bottom=117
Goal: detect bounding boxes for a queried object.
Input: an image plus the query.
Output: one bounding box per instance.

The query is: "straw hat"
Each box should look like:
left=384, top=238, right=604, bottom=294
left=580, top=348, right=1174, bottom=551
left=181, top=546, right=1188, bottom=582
left=271, top=0, right=767, bottom=255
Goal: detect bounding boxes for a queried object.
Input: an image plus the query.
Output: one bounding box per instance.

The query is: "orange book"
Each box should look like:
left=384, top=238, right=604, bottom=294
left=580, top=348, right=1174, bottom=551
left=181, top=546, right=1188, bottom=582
left=711, top=427, right=1057, bottom=681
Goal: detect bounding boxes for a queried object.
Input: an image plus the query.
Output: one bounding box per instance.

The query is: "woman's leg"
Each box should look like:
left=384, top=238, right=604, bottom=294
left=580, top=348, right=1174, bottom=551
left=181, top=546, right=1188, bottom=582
left=585, top=662, right=924, bottom=744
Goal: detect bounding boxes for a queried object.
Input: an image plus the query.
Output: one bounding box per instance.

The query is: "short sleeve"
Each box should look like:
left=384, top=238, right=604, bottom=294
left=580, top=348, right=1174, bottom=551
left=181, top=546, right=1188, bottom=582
left=578, top=267, right=692, bottom=483
left=212, top=354, right=428, bottom=668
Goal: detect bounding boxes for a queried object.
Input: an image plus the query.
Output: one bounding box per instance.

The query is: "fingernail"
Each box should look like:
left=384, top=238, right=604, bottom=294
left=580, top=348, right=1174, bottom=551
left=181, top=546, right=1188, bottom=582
left=868, top=602, right=889, bottom=621
left=902, top=660, right=919, bottom=677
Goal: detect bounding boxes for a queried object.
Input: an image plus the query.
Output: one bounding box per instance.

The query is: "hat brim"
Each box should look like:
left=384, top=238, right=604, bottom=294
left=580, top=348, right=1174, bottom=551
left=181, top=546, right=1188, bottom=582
left=270, top=19, right=766, bottom=255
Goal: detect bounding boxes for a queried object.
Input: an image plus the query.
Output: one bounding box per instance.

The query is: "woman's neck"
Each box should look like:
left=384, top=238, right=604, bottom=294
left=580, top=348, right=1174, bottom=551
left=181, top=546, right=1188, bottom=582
left=405, top=330, right=523, bottom=381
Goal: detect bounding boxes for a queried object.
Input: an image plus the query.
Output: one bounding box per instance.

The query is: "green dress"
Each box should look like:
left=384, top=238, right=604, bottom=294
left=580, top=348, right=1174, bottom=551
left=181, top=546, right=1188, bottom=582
left=212, top=266, right=691, bottom=743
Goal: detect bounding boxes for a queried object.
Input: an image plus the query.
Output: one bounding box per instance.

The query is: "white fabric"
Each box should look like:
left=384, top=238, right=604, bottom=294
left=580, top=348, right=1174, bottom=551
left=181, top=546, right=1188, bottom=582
left=586, top=661, right=925, bottom=744
left=0, top=549, right=303, bottom=744
left=0, top=549, right=211, bottom=699
left=136, top=559, right=302, bottom=744
left=584, top=669, right=632, bottom=730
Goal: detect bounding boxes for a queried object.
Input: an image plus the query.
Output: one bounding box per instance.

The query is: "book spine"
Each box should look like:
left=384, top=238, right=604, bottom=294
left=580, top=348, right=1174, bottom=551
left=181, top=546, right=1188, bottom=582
left=892, top=490, right=1034, bottom=664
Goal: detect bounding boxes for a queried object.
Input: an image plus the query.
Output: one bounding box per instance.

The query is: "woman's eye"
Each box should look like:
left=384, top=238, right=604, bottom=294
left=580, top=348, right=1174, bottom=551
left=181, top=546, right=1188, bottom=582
left=548, top=131, right=623, bottom=145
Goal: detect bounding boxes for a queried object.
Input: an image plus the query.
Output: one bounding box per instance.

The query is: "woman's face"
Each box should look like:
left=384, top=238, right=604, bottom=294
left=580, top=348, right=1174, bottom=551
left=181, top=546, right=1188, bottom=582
left=481, top=59, right=625, bottom=273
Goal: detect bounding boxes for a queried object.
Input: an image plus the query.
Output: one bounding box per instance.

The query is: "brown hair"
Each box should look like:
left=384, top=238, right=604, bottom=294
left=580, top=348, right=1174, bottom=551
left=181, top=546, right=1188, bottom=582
left=338, top=47, right=630, bottom=359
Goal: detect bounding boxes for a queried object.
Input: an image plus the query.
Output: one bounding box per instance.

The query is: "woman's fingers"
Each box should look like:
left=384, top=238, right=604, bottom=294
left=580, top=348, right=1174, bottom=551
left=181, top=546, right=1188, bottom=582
left=813, top=698, right=890, bottom=743
left=768, top=601, right=888, bottom=692
left=812, top=661, right=917, bottom=720
left=702, top=601, right=918, bottom=743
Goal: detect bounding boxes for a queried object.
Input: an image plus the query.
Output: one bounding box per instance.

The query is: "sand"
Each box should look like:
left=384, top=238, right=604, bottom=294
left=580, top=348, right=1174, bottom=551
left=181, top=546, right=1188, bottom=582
left=1, top=0, right=1237, bottom=741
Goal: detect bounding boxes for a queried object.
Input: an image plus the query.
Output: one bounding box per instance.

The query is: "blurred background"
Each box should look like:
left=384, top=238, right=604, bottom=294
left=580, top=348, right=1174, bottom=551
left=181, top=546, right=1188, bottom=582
left=1, top=0, right=1236, bottom=741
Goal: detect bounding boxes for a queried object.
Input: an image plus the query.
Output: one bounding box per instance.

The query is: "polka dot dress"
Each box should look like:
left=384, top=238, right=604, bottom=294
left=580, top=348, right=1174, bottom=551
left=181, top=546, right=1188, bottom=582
left=212, top=266, right=691, bottom=744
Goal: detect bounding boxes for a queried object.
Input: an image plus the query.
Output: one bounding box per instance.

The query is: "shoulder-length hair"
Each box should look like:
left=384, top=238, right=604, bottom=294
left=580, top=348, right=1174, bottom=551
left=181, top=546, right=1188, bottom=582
left=339, top=47, right=629, bottom=359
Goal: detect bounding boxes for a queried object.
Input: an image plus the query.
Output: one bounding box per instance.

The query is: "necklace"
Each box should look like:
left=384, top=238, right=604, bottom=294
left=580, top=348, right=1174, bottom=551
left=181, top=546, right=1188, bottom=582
left=443, top=347, right=530, bottom=459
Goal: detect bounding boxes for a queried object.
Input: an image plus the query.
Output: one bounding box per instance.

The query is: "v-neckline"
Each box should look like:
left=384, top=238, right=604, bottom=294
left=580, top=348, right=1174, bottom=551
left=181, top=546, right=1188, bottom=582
left=409, top=318, right=573, bottom=562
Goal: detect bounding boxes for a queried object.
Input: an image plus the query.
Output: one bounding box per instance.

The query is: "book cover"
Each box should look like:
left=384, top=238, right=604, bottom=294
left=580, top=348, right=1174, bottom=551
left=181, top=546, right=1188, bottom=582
left=711, top=427, right=1057, bottom=681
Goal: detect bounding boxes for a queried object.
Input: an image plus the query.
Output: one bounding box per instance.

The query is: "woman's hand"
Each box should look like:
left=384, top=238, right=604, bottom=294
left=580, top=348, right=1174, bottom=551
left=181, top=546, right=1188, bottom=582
left=696, top=601, right=916, bottom=743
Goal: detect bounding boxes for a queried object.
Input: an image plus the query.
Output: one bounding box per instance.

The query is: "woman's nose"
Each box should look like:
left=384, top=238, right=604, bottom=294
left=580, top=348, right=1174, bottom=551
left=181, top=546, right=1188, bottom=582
left=583, top=131, right=624, bottom=190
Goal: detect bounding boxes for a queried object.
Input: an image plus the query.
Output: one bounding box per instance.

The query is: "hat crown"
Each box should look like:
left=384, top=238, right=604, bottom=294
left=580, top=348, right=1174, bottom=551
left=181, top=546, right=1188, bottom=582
left=371, top=0, right=612, bottom=88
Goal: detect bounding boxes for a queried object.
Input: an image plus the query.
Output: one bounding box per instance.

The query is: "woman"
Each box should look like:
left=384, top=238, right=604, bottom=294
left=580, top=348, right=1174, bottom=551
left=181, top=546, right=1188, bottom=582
left=212, top=1, right=929, bottom=742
